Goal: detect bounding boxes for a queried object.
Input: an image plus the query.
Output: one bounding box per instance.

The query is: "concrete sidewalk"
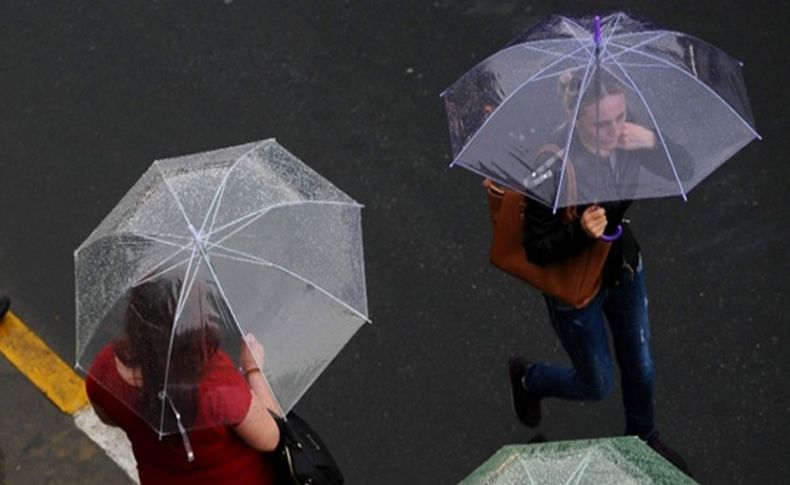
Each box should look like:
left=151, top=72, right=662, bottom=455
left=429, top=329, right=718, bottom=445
left=0, top=355, right=132, bottom=484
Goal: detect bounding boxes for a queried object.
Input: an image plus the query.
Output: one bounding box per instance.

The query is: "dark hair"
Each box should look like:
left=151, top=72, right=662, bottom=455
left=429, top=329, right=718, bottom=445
left=115, top=274, right=220, bottom=430
left=558, top=68, right=625, bottom=114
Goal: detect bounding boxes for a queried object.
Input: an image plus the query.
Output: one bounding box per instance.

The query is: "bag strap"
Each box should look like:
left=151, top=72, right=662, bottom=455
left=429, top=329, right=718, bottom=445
left=485, top=143, right=579, bottom=223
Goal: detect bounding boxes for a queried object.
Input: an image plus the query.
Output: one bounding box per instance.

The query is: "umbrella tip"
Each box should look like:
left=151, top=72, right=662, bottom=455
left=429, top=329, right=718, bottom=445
left=593, top=15, right=601, bottom=46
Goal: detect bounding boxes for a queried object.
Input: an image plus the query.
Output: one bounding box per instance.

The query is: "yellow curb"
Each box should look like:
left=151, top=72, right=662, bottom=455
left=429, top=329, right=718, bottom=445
left=0, top=311, right=88, bottom=414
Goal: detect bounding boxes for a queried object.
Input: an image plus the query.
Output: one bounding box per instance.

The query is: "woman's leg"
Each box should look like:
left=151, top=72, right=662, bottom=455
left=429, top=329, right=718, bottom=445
left=603, top=263, right=656, bottom=439
left=525, top=291, right=615, bottom=401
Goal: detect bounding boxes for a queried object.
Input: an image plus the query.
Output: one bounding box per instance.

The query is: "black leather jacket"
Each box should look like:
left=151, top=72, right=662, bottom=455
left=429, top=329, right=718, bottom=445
left=522, top=134, right=693, bottom=289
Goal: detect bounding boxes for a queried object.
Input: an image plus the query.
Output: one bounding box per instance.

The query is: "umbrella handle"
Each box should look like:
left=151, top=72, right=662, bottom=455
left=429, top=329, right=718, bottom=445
left=601, top=224, right=623, bottom=242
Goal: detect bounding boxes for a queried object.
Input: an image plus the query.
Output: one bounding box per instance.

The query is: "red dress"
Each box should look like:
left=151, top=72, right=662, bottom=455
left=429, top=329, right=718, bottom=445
left=85, top=344, right=278, bottom=484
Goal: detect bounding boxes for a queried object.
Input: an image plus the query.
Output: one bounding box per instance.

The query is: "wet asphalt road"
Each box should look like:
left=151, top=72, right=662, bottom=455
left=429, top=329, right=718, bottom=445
left=0, top=356, right=131, bottom=484
left=1, top=1, right=788, bottom=484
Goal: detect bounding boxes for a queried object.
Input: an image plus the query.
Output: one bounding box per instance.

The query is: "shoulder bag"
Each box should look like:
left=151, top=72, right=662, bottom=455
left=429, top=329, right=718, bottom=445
left=485, top=145, right=610, bottom=308
left=271, top=411, right=344, bottom=485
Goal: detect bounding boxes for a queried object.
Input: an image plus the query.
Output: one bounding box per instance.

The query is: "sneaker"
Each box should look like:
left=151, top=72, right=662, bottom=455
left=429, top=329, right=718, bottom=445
left=508, top=357, right=541, bottom=427
left=647, top=432, right=692, bottom=477
left=0, top=295, right=9, bottom=321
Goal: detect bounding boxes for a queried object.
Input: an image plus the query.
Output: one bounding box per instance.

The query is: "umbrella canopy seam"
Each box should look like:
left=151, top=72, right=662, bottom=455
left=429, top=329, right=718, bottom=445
left=607, top=40, right=761, bottom=139
left=607, top=54, right=689, bottom=200
left=449, top=43, right=591, bottom=168
left=207, top=244, right=370, bottom=323
left=205, top=199, right=364, bottom=244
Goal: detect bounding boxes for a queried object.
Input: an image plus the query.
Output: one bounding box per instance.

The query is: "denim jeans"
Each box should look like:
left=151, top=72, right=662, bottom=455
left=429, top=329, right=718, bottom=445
left=524, top=261, right=656, bottom=439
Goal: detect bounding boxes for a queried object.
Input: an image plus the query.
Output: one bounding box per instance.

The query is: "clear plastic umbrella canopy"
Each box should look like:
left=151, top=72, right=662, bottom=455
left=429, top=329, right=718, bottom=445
left=460, top=437, right=698, bottom=485
left=75, top=139, right=368, bottom=435
left=442, top=12, right=760, bottom=211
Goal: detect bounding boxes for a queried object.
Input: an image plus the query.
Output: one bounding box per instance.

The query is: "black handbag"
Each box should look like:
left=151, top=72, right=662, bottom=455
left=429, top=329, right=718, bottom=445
left=271, top=411, right=344, bottom=485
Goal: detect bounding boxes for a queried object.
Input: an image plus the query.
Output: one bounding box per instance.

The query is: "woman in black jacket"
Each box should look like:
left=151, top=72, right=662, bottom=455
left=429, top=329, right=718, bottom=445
left=507, top=69, right=692, bottom=474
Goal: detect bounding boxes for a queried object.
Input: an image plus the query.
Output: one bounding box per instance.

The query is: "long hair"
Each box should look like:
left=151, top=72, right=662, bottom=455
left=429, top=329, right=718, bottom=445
left=558, top=68, right=625, bottom=115
left=114, top=274, right=220, bottom=430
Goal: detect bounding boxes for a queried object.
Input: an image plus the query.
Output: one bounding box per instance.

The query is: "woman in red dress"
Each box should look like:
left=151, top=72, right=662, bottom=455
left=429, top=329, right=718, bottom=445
left=85, top=275, right=281, bottom=484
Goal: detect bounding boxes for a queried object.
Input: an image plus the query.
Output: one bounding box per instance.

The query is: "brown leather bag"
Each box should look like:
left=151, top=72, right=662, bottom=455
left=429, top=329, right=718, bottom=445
left=485, top=146, right=611, bottom=308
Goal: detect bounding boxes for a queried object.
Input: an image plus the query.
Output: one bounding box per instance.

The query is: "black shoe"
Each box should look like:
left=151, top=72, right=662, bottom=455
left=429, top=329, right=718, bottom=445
left=647, top=432, right=692, bottom=477
left=508, top=357, right=541, bottom=427
left=0, top=295, right=9, bottom=321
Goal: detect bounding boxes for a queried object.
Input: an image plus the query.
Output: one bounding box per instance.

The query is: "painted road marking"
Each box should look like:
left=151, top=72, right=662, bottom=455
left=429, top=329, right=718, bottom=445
left=74, top=406, right=138, bottom=482
left=0, top=311, right=87, bottom=414
left=0, top=311, right=139, bottom=483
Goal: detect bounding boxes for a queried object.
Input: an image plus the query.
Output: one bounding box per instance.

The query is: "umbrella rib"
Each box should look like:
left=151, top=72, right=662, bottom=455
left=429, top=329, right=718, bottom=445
left=133, top=253, right=193, bottom=287
left=444, top=30, right=680, bottom=104
left=608, top=40, right=761, bottom=139
left=207, top=244, right=370, bottom=323
left=204, top=179, right=228, bottom=241
left=204, top=200, right=363, bottom=245
left=531, top=61, right=591, bottom=82
left=599, top=12, right=624, bottom=60
left=78, top=232, right=196, bottom=288
left=607, top=61, right=670, bottom=68
left=558, top=16, right=594, bottom=57
left=603, top=32, right=668, bottom=64
left=598, top=64, right=636, bottom=94
left=521, top=43, right=588, bottom=61
left=197, top=169, right=229, bottom=239
left=174, top=250, right=204, bottom=322
left=132, top=232, right=194, bottom=249
left=194, top=248, right=285, bottom=417
left=440, top=36, right=604, bottom=99
left=516, top=456, right=538, bottom=485
left=200, top=141, right=265, bottom=239
left=553, top=53, right=597, bottom=213
left=455, top=161, right=536, bottom=200
left=608, top=29, right=746, bottom=64
left=449, top=43, right=592, bottom=167
left=154, top=160, right=200, bottom=239
left=601, top=30, right=671, bottom=39
left=608, top=55, right=689, bottom=200
left=560, top=16, right=589, bottom=35
left=80, top=231, right=192, bottom=251
left=564, top=448, right=594, bottom=485
left=158, top=242, right=201, bottom=436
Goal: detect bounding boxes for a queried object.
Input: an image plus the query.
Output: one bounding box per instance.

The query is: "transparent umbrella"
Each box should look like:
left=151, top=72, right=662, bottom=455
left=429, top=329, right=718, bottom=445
left=75, top=139, right=368, bottom=438
left=442, top=12, right=760, bottom=213
left=460, top=437, right=697, bottom=485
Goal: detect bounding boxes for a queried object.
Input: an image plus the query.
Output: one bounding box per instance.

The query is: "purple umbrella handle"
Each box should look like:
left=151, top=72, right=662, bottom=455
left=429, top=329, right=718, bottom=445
left=593, top=15, right=601, bottom=46
left=601, top=224, right=623, bottom=242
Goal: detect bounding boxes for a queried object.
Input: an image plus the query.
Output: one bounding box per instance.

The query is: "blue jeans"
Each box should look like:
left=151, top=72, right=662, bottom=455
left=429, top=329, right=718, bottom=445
left=524, top=261, right=656, bottom=439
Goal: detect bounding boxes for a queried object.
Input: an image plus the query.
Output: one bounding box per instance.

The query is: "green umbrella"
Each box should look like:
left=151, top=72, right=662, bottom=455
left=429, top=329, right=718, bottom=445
left=461, top=437, right=697, bottom=485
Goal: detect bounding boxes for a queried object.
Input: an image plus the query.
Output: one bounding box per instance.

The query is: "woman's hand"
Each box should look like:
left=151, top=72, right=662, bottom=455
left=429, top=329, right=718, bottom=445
left=581, top=205, right=607, bottom=239
left=240, top=332, right=263, bottom=373
left=617, top=122, right=657, bottom=151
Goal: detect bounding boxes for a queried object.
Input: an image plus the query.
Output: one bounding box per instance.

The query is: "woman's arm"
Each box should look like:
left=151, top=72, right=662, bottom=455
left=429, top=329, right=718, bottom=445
left=523, top=201, right=601, bottom=265
left=233, top=333, right=281, bottom=452
left=619, top=123, right=694, bottom=182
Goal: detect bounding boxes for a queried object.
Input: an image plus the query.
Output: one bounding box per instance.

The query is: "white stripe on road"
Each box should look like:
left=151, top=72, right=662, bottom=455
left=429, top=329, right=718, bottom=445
left=74, top=406, right=139, bottom=484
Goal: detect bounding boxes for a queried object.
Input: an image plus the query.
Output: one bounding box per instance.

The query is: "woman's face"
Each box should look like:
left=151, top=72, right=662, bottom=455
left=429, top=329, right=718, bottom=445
left=575, top=93, right=626, bottom=157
